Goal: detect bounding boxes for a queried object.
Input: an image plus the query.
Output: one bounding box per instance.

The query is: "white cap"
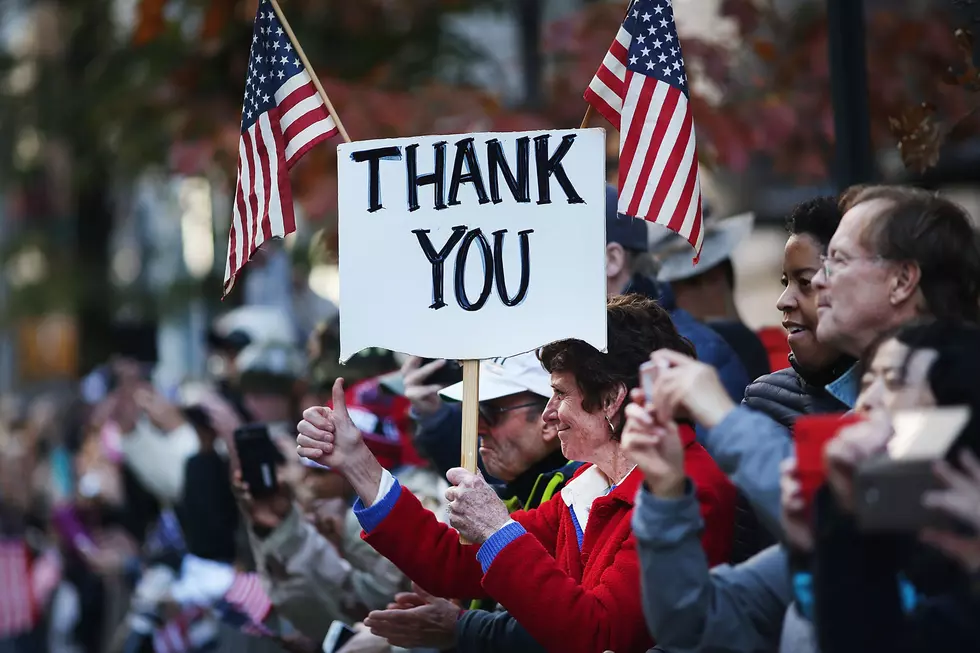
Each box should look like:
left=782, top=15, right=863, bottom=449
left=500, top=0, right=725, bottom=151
left=439, top=352, right=552, bottom=402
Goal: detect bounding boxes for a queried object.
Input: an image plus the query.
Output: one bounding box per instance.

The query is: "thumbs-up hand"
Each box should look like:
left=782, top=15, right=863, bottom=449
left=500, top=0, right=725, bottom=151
left=296, top=378, right=364, bottom=470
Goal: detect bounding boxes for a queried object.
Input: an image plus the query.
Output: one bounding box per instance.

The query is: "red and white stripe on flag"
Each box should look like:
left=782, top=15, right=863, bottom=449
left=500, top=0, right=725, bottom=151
left=0, top=539, right=35, bottom=638
left=224, top=0, right=339, bottom=296
left=153, top=606, right=211, bottom=653
left=584, top=0, right=703, bottom=258
left=224, top=572, right=272, bottom=626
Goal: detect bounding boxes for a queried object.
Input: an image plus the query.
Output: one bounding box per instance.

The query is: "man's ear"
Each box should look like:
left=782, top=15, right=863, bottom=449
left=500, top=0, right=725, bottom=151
left=889, top=260, right=922, bottom=306
left=606, top=242, right=626, bottom=279
left=541, top=418, right=559, bottom=443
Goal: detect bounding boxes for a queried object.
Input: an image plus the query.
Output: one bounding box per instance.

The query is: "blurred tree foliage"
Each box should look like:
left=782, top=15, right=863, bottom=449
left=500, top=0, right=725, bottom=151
left=546, top=0, right=979, bottom=180
left=1, top=0, right=979, bottom=348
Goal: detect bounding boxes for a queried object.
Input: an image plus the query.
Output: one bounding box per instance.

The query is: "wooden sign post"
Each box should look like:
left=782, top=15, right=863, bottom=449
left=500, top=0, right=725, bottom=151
left=460, top=360, right=481, bottom=475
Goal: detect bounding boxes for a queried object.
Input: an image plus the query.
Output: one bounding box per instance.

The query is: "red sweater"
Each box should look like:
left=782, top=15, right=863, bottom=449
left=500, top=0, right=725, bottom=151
left=359, top=424, right=735, bottom=653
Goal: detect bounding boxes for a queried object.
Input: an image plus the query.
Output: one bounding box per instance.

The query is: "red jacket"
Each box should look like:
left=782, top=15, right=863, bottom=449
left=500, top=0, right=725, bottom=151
left=361, top=424, right=736, bottom=653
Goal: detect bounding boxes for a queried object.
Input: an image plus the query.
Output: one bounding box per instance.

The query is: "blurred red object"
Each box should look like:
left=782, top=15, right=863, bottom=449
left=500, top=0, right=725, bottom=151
left=757, top=326, right=792, bottom=373
left=337, top=377, right=426, bottom=470
left=794, top=412, right=864, bottom=512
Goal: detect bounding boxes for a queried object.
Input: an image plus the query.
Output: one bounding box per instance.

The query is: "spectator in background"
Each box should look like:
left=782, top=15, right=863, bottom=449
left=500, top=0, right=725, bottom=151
left=644, top=187, right=980, bottom=537
left=620, top=198, right=853, bottom=653
left=654, top=211, right=771, bottom=382
left=813, top=185, right=980, bottom=370
left=305, top=321, right=425, bottom=472
left=812, top=320, right=980, bottom=653
left=236, top=341, right=306, bottom=428
left=604, top=185, right=752, bottom=402
left=745, top=198, right=855, bottom=428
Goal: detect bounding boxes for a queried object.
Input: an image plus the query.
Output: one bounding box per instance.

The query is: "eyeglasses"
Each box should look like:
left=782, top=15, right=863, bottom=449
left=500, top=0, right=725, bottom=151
left=478, top=401, right=544, bottom=426
left=819, top=253, right=884, bottom=278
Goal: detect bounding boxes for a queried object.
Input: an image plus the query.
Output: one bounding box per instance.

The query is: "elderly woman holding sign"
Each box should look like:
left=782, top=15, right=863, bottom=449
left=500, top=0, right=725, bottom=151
left=296, top=294, right=736, bottom=653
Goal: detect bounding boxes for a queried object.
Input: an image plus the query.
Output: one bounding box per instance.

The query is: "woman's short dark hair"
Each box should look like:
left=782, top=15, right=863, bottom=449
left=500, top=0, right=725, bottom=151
left=538, top=293, right=695, bottom=436
left=785, top=196, right=842, bottom=251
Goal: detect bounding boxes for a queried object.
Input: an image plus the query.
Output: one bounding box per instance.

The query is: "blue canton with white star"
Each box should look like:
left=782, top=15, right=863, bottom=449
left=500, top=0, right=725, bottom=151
left=625, top=0, right=688, bottom=96
left=241, top=0, right=305, bottom=132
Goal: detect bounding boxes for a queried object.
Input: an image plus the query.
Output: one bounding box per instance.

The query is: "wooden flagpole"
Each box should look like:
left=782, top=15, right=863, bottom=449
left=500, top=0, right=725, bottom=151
left=269, top=0, right=351, bottom=144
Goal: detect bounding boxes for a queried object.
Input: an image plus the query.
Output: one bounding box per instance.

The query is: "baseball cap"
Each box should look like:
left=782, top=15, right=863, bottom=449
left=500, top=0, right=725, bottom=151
left=654, top=212, right=754, bottom=283
left=236, top=341, right=305, bottom=394
left=605, top=184, right=676, bottom=253
left=439, top=352, right=552, bottom=402
left=605, top=184, right=648, bottom=252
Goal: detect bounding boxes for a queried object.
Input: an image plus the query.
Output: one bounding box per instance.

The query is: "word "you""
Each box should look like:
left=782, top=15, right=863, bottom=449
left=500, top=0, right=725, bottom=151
left=414, top=226, right=532, bottom=312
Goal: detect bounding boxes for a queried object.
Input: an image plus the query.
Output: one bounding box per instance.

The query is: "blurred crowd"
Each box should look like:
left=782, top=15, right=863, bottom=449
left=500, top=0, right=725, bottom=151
left=1, top=183, right=979, bottom=653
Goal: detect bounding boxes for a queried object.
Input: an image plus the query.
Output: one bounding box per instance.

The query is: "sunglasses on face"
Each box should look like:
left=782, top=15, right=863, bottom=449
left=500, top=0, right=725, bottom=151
left=478, top=401, right=543, bottom=426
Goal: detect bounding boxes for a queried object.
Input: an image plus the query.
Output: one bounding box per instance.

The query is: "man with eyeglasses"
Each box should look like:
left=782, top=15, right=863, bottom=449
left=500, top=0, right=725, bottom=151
left=813, top=186, right=980, bottom=397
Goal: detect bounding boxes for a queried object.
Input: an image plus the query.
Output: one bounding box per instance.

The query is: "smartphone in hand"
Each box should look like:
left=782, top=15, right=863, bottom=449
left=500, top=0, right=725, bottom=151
left=322, top=620, right=357, bottom=653
left=234, top=424, right=283, bottom=499
left=640, top=360, right=667, bottom=406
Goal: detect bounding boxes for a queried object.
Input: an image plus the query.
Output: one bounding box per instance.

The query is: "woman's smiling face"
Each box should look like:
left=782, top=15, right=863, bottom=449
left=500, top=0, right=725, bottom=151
left=542, top=371, right=614, bottom=463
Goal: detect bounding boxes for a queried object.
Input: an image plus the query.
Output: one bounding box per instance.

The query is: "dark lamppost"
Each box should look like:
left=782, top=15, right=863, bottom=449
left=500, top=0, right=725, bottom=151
left=826, top=0, right=875, bottom=190
left=517, top=0, right=543, bottom=109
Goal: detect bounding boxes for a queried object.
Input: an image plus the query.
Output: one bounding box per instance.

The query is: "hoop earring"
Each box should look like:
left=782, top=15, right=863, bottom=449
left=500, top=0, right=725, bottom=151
left=606, top=415, right=615, bottom=432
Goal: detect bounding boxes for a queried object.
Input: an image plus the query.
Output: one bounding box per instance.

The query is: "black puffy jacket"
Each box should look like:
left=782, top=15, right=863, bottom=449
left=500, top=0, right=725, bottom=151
left=728, top=356, right=854, bottom=563
left=742, top=361, right=852, bottom=430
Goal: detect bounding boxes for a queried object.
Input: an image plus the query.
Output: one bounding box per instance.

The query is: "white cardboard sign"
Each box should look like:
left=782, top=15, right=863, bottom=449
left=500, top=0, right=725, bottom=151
left=337, top=128, right=607, bottom=362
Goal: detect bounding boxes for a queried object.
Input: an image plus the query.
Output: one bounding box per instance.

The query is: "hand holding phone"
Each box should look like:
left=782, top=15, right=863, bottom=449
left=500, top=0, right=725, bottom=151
left=234, top=424, right=283, bottom=499
left=639, top=359, right=667, bottom=407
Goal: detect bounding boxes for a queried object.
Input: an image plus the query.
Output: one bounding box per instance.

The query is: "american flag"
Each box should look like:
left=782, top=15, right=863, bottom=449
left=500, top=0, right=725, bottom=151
left=224, top=0, right=339, bottom=295
left=223, top=572, right=272, bottom=628
left=584, top=0, right=703, bottom=257
left=153, top=606, right=216, bottom=653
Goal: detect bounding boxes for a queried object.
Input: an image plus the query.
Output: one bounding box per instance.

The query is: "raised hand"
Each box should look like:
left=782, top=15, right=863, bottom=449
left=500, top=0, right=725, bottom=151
left=779, top=457, right=814, bottom=553
left=621, top=388, right=685, bottom=498
left=920, top=449, right=980, bottom=572
left=297, top=378, right=384, bottom=504
left=823, top=416, right=891, bottom=513
left=401, top=357, right=447, bottom=418
left=648, top=349, right=735, bottom=429
left=296, top=378, right=365, bottom=469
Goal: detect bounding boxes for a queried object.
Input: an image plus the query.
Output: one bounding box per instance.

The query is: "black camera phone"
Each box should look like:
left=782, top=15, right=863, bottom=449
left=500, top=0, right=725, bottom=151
left=234, top=424, right=282, bottom=499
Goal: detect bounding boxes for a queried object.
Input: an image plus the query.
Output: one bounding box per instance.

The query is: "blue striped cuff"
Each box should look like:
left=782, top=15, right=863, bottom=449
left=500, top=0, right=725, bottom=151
left=353, top=479, right=402, bottom=533
left=476, top=521, right=526, bottom=574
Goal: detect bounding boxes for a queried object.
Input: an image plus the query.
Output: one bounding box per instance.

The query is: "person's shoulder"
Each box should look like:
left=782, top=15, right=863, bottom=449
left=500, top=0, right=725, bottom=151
left=742, top=368, right=811, bottom=429
left=746, top=368, right=804, bottom=394
left=669, top=309, right=738, bottom=360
